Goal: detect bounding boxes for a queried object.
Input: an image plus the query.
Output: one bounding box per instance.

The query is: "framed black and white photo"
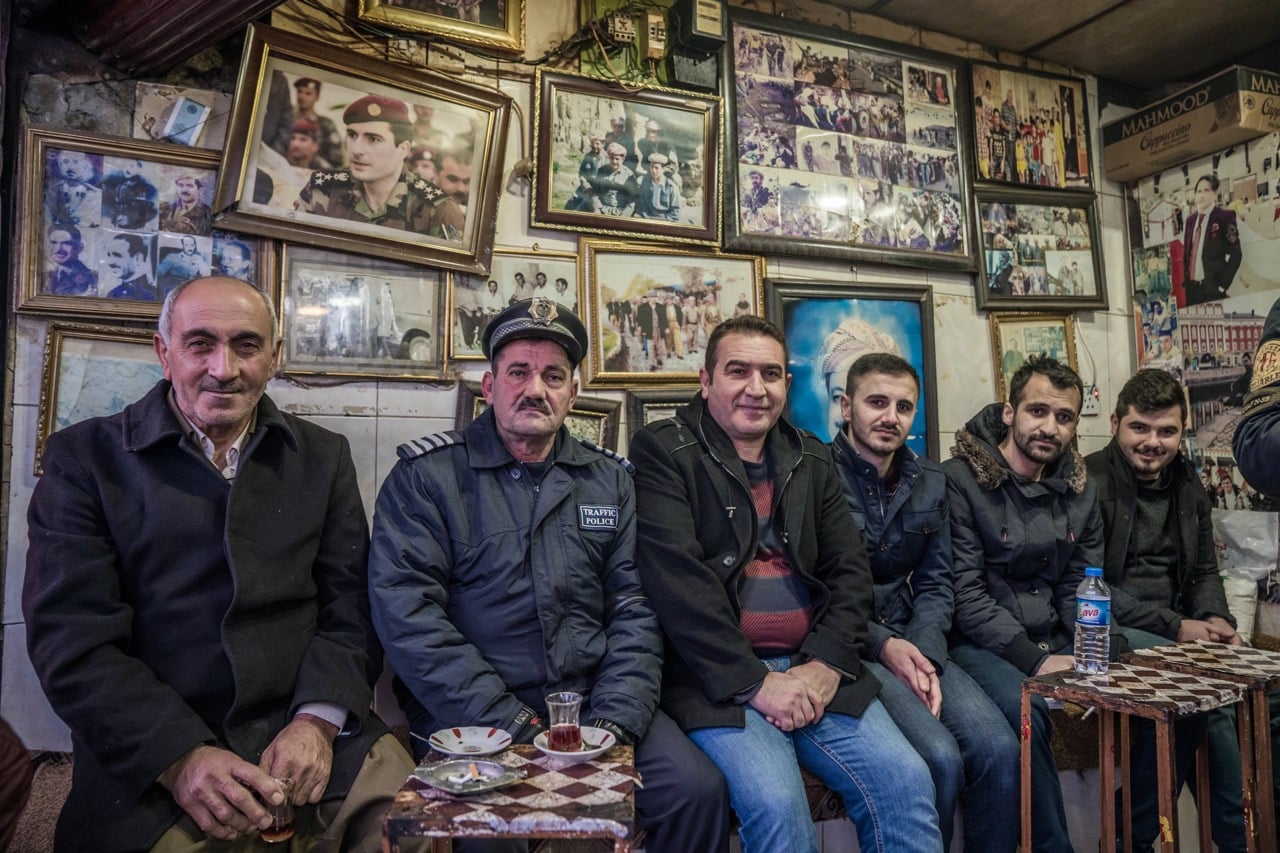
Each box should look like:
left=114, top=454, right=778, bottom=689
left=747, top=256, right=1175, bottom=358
left=276, top=244, right=445, bottom=380
left=449, top=248, right=579, bottom=361
left=455, top=381, right=622, bottom=450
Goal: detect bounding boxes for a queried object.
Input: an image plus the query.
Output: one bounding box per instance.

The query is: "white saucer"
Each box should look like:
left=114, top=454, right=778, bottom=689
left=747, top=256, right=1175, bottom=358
left=427, top=726, right=513, bottom=757
left=532, top=726, right=616, bottom=763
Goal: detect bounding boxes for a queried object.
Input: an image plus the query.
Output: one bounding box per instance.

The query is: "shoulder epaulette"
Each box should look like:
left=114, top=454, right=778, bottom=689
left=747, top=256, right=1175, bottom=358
left=397, top=430, right=464, bottom=460
left=578, top=439, right=636, bottom=475
left=407, top=174, right=447, bottom=203
left=311, top=169, right=352, bottom=188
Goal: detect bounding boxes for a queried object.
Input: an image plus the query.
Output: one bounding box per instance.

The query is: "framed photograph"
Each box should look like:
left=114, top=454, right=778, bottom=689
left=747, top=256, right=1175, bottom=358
left=358, top=0, right=524, bottom=54
left=989, top=311, right=1079, bottom=403
left=531, top=69, right=722, bottom=246
left=455, top=381, right=622, bottom=451
left=276, top=244, right=446, bottom=380
left=13, top=126, right=271, bottom=319
left=975, top=189, right=1106, bottom=311
left=970, top=62, right=1092, bottom=190
left=723, top=10, right=974, bottom=272
left=214, top=24, right=511, bottom=275
left=626, top=387, right=693, bottom=439
left=579, top=238, right=766, bottom=388
left=449, top=248, right=579, bottom=361
left=36, top=322, right=163, bottom=475
left=766, top=281, right=938, bottom=460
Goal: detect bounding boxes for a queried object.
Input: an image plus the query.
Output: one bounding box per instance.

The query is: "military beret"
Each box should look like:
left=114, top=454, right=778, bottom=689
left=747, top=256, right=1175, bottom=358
left=343, top=94, right=411, bottom=127
left=291, top=119, right=320, bottom=140
left=482, top=297, right=588, bottom=367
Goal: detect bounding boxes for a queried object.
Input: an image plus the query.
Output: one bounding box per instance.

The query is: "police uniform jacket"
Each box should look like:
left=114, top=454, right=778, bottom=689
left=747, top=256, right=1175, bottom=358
left=830, top=430, right=954, bottom=669
left=368, top=407, right=661, bottom=742
left=629, top=393, right=879, bottom=733
left=23, top=381, right=385, bottom=852
left=943, top=403, right=1117, bottom=675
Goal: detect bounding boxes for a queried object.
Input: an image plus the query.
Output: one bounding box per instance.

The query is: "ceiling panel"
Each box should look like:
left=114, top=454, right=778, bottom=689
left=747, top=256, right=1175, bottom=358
left=865, top=0, right=1122, bottom=54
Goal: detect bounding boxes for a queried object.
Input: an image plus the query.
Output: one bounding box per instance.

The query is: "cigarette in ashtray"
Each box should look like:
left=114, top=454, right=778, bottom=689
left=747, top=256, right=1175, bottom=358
left=445, top=762, right=484, bottom=785
left=468, top=761, right=480, bottom=780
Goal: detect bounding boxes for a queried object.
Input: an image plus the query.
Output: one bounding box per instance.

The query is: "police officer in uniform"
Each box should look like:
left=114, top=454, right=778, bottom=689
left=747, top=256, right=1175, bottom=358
left=368, top=298, right=730, bottom=853
left=296, top=94, right=464, bottom=241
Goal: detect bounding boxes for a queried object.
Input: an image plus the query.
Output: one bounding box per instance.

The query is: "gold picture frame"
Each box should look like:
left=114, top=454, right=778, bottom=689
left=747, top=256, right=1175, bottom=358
left=358, top=0, right=524, bottom=54
left=214, top=24, right=512, bottom=276
left=988, top=311, right=1079, bottom=403
left=36, top=322, right=162, bottom=475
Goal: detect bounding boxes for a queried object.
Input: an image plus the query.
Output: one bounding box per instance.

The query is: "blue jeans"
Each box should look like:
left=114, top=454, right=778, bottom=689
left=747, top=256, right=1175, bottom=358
left=1119, top=627, right=1245, bottom=853
left=950, top=643, right=1073, bottom=853
left=687, top=656, right=941, bottom=853
left=866, top=658, right=1019, bottom=852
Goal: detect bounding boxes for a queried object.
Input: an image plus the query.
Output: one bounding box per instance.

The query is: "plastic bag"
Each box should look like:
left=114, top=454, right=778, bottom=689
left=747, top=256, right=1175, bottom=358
left=1212, top=508, right=1279, bottom=581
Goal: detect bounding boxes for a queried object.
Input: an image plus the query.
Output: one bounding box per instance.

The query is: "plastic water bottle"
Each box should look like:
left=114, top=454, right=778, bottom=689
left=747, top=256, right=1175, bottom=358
left=1074, top=566, right=1111, bottom=674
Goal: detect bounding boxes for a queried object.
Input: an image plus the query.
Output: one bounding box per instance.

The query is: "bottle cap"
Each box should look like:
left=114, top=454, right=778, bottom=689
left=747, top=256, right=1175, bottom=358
left=1084, top=566, right=1103, bottom=577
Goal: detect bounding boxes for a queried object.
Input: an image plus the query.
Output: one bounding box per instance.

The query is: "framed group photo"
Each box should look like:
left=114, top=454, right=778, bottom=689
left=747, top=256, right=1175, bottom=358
left=14, top=127, right=270, bottom=319
left=276, top=244, right=446, bottom=380
left=36, top=322, right=162, bottom=474
left=578, top=239, right=765, bottom=388
left=723, top=10, right=974, bottom=272
left=449, top=248, right=579, bottom=361
left=766, top=281, right=938, bottom=459
left=215, top=24, right=511, bottom=275
left=531, top=70, right=723, bottom=246
left=970, top=62, right=1092, bottom=191
left=989, top=311, right=1079, bottom=402
left=358, top=0, right=524, bottom=54
left=455, top=381, right=621, bottom=450
left=976, top=189, right=1105, bottom=310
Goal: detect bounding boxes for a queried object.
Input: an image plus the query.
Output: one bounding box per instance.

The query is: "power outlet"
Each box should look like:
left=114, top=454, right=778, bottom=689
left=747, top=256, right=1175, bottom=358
left=1080, top=384, right=1102, bottom=417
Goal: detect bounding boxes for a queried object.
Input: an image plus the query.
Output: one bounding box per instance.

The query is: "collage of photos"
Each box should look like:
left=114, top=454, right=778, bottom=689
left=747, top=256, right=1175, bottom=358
left=41, top=146, right=254, bottom=303
left=733, top=22, right=964, bottom=256
left=981, top=200, right=1097, bottom=299
left=971, top=63, right=1091, bottom=189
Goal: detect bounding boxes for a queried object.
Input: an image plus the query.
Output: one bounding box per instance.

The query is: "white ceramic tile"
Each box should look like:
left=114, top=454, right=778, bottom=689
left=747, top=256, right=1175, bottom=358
left=375, top=381, right=456, bottom=418
left=306, top=415, right=379, bottom=523
left=266, top=377, right=379, bottom=416
left=12, top=317, right=48, bottom=408
left=373, top=415, right=456, bottom=499
left=4, top=404, right=40, bottom=625
left=2, top=622, right=71, bottom=752
left=932, top=289, right=996, bottom=450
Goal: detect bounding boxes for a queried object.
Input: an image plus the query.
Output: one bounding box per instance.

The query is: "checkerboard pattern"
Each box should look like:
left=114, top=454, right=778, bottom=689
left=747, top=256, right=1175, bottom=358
left=1129, top=640, right=1280, bottom=687
left=1025, top=661, right=1244, bottom=718
left=387, top=745, right=637, bottom=841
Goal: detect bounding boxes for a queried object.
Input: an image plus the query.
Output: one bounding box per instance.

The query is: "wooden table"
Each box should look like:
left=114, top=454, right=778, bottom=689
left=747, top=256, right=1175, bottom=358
left=1021, top=661, right=1244, bottom=853
left=1126, top=641, right=1280, bottom=852
left=384, top=744, right=637, bottom=852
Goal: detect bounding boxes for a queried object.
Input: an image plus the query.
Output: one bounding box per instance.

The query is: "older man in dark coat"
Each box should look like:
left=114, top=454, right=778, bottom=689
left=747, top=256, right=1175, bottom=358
left=24, top=276, right=412, bottom=852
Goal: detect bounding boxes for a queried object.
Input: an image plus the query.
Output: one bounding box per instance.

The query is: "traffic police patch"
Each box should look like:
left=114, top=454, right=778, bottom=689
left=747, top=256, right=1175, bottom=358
left=578, top=504, right=619, bottom=530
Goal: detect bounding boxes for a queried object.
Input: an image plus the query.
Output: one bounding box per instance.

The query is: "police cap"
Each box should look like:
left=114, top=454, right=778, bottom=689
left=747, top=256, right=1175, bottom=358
left=482, top=297, right=588, bottom=367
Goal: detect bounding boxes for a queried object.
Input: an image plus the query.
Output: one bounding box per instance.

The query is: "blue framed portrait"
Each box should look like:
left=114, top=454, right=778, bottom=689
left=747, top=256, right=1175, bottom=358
left=766, top=280, right=938, bottom=460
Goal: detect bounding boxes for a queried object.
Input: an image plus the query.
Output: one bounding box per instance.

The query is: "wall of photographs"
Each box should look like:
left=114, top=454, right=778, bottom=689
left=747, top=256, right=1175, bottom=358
left=0, top=0, right=1159, bottom=755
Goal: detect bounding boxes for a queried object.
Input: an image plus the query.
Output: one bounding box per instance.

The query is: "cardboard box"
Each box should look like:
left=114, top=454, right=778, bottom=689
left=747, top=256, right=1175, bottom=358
left=1102, top=66, right=1280, bottom=184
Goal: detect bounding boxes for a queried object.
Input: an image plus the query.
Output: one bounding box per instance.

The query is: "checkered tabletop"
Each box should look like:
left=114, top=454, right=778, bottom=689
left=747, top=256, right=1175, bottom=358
left=1024, top=661, right=1244, bottom=719
left=385, top=745, right=637, bottom=843
left=1127, top=641, right=1280, bottom=688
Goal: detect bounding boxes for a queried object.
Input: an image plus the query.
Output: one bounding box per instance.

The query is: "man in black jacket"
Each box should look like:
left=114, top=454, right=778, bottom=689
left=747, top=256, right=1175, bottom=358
left=630, top=315, right=940, bottom=853
left=1088, top=369, right=1246, bottom=852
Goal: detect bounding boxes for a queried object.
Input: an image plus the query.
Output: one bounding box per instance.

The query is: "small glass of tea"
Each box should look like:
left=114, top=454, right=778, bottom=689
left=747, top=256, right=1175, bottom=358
left=545, top=691, right=583, bottom=752
left=260, top=777, right=295, bottom=844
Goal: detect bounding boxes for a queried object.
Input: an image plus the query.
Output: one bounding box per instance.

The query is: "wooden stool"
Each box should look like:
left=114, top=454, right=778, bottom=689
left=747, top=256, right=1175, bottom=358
left=1126, top=641, right=1280, bottom=853
left=1020, top=661, right=1244, bottom=853
left=384, top=744, right=636, bottom=852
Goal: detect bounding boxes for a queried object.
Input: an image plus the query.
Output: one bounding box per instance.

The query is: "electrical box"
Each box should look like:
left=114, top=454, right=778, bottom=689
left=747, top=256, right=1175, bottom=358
left=641, top=9, right=668, bottom=61
left=674, top=0, right=726, bottom=52
left=668, top=48, right=718, bottom=91
left=603, top=10, right=636, bottom=46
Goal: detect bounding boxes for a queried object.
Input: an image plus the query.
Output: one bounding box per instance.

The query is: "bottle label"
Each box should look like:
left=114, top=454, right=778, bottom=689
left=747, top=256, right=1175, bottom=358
left=1077, top=598, right=1110, bottom=627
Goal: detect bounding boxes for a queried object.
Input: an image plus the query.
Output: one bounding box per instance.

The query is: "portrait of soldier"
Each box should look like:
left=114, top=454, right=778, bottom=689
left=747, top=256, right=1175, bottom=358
left=44, top=224, right=98, bottom=296
left=295, top=94, right=465, bottom=241
left=158, top=173, right=213, bottom=236
left=293, top=77, right=344, bottom=167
